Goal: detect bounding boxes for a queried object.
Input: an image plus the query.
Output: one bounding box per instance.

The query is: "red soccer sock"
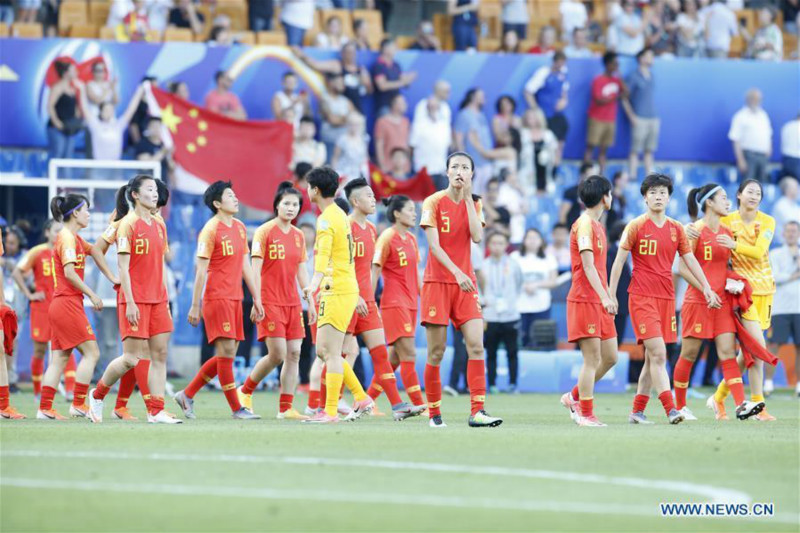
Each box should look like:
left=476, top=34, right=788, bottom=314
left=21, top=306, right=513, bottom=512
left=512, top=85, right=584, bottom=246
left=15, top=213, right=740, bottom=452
left=721, top=358, right=746, bottom=405
left=366, top=377, right=383, bottom=401
left=400, top=361, right=424, bottom=406
left=571, top=385, right=579, bottom=402
left=371, top=346, right=402, bottom=406
left=185, top=356, right=218, bottom=398
left=149, top=396, right=165, bottom=416
left=673, top=357, right=694, bottom=410
left=115, top=368, right=136, bottom=409
left=31, top=357, right=45, bottom=396
left=134, top=359, right=152, bottom=412
left=241, top=376, right=259, bottom=396
left=279, top=394, right=293, bottom=413
left=40, top=385, right=56, bottom=411
left=93, top=380, right=111, bottom=401
left=64, top=354, right=77, bottom=394
left=466, top=359, right=487, bottom=416
left=424, top=363, right=442, bottom=417
left=73, top=382, right=89, bottom=407
left=632, top=394, right=649, bottom=413
left=320, top=365, right=327, bottom=406
left=307, top=389, right=321, bottom=410
left=0, top=385, right=8, bottom=410
left=217, top=357, right=241, bottom=412
left=658, top=390, right=676, bottom=415
left=579, top=397, right=594, bottom=418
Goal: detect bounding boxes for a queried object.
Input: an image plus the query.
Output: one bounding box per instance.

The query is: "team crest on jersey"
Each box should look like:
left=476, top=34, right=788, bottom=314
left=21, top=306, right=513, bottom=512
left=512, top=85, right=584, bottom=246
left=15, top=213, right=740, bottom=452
left=639, top=324, right=647, bottom=334
left=87, top=325, right=94, bottom=335
left=428, top=306, right=437, bottom=317
left=670, top=227, right=677, bottom=242
left=587, top=324, right=596, bottom=334
left=239, top=227, right=246, bottom=240
left=267, top=322, right=276, bottom=332
left=694, top=323, right=702, bottom=333
left=33, top=328, right=40, bottom=337
left=131, top=324, right=139, bottom=332
left=404, top=323, right=412, bottom=333
left=223, top=322, right=231, bottom=332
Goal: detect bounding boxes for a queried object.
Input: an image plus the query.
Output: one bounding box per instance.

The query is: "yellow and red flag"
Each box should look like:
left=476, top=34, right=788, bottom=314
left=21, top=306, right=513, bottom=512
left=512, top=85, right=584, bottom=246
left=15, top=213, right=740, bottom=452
left=368, top=162, right=436, bottom=202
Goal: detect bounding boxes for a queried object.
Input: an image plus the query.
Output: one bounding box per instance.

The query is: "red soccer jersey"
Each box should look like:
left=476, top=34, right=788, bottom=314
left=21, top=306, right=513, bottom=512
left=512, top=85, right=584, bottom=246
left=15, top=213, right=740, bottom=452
left=251, top=219, right=307, bottom=306
left=17, top=244, right=56, bottom=306
left=197, top=216, right=249, bottom=301
left=621, top=214, right=691, bottom=300
left=588, top=74, right=622, bottom=122
left=116, top=212, right=168, bottom=304
left=350, top=217, right=378, bottom=302
left=567, top=213, right=608, bottom=304
left=53, top=227, right=92, bottom=298
left=684, top=221, right=732, bottom=304
left=373, top=227, right=420, bottom=310
left=420, top=190, right=485, bottom=284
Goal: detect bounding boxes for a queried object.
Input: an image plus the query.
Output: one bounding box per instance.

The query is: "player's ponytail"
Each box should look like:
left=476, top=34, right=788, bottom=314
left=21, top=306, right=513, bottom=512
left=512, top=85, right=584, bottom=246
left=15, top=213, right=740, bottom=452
left=114, top=184, right=131, bottom=221
left=688, top=183, right=722, bottom=219
left=686, top=187, right=702, bottom=220
left=155, top=178, right=170, bottom=208
left=50, top=193, right=89, bottom=222
left=273, top=180, right=303, bottom=214
left=383, top=195, right=411, bottom=224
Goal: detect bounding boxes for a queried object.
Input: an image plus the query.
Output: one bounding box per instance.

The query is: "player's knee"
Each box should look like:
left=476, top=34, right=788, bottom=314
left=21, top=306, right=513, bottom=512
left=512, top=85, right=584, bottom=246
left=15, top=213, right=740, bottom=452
left=602, top=350, right=619, bottom=367
left=465, top=340, right=483, bottom=359
left=287, top=350, right=301, bottom=363
left=649, top=349, right=667, bottom=365
left=427, top=348, right=445, bottom=365
left=584, top=351, right=602, bottom=368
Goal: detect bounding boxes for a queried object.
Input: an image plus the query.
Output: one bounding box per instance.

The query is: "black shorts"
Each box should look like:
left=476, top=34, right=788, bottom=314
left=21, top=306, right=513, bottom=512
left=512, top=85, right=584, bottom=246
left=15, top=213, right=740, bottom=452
left=548, top=112, right=569, bottom=141
left=769, top=314, right=800, bottom=345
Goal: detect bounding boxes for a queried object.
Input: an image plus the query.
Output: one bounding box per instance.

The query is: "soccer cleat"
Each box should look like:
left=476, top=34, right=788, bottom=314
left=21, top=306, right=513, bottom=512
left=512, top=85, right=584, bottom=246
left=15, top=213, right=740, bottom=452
left=667, top=408, right=685, bottom=425
left=1, top=406, right=27, bottom=419
left=113, top=407, right=138, bottom=421
left=173, top=390, right=196, bottom=419
left=628, top=411, right=655, bottom=425
left=735, top=401, right=765, bottom=420
left=391, top=402, right=426, bottom=421
left=304, top=406, right=321, bottom=416
left=560, top=392, right=579, bottom=421
left=69, top=403, right=90, bottom=419
left=764, top=379, right=774, bottom=397
left=276, top=408, right=309, bottom=420
left=706, top=395, right=728, bottom=420
left=344, top=398, right=375, bottom=421
left=755, top=409, right=776, bottom=421
left=429, top=414, right=447, bottom=428
left=575, top=414, right=606, bottom=427
left=468, top=410, right=503, bottom=428
left=232, top=408, right=261, bottom=420
left=37, top=409, right=67, bottom=420
left=149, top=410, right=183, bottom=424
left=337, top=399, right=352, bottom=416
left=86, top=388, right=103, bottom=423
left=678, top=407, right=698, bottom=421
left=302, top=411, right=339, bottom=424
left=237, top=386, right=253, bottom=412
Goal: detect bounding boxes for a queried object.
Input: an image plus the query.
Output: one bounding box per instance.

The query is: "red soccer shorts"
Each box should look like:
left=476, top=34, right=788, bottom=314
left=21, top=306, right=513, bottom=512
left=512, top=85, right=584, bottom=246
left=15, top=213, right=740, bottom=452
left=382, top=307, right=417, bottom=345
left=30, top=304, right=51, bottom=343
left=681, top=300, right=736, bottom=340
left=629, top=295, right=677, bottom=344
left=1, top=305, right=18, bottom=356
left=567, top=300, right=616, bottom=343
left=258, top=303, right=305, bottom=341
left=203, top=299, right=244, bottom=344
left=347, top=300, right=383, bottom=336
left=118, top=301, right=173, bottom=340
left=421, top=282, right=483, bottom=329
left=49, top=296, right=95, bottom=351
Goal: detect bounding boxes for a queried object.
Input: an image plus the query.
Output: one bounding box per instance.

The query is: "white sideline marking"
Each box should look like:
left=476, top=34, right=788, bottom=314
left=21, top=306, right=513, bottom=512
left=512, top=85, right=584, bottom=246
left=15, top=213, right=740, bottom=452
left=3, top=449, right=748, bottom=504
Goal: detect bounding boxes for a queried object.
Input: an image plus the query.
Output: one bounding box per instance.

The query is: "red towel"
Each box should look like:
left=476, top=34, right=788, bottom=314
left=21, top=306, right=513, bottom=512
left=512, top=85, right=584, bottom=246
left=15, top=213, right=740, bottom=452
left=0, top=306, right=18, bottom=356
left=726, top=272, right=778, bottom=368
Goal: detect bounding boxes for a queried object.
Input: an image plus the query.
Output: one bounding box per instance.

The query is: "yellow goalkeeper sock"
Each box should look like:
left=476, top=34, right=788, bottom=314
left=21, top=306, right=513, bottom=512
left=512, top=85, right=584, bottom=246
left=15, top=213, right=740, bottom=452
left=714, top=380, right=730, bottom=403
left=325, top=373, right=343, bottom=417
left=751, top=394, right=765, bottom=403
left=342, top=360, right=366, bottom=402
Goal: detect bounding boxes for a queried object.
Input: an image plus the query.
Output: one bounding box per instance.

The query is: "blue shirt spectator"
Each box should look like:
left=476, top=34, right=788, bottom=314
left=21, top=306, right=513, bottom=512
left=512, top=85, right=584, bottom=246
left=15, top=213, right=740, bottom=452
left=627, top=63, right=656, bottom=118
left=524, top=54, right=569, bottom=119
left=371, top=38, right=416, bottom=115
left=455, top=104, right=492, bottom=169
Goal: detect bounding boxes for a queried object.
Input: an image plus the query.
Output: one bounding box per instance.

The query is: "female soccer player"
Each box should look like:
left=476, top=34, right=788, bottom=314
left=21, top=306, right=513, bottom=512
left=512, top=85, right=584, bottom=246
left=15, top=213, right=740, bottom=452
left=370, top=195, right=427, bottom=417
left=37, top=194, right=117, bottom=420
left=175, top=181, right=263, bottom=420
left=88, top=175, right=178, bottom=424
left=302, top=166, right=374, bottom=424
left=673, top=184, right=764, bottom=421
left=1, top=240, right=25, bottom=419
left=560, top=176, right=619, bottom=427
left=420, top=152, right=502, bottom=428
left=236, top=183, right=315, bottom=420
left=11, top=219, right=62, bottom=400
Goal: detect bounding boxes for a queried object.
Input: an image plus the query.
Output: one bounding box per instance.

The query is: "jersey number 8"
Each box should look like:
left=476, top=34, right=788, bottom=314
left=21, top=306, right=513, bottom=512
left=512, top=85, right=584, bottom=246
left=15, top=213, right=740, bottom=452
left=704, top=245, right=712, bottom=261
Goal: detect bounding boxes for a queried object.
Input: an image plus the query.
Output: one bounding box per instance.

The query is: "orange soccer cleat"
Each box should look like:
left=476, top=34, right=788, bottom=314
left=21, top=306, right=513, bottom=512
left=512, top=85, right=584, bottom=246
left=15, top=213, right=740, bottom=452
left=113, top=407, right=138, bottom=421
left=37, top=409, right=67, bottom=420
left=706, top=395, right=729, bottom=421
left=1, top=406, right=27, bottom=419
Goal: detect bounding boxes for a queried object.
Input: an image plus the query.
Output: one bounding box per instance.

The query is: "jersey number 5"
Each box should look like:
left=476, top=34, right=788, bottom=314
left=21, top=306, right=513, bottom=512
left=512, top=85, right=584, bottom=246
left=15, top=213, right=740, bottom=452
left=638, top=239, right=657, bottom=256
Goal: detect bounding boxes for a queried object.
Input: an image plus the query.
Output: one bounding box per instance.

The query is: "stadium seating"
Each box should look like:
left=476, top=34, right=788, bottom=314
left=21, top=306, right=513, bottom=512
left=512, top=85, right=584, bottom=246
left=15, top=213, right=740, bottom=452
left=58, top=1, right=88, bottom=35
left=352, top=8, right=383, bottom=49
left=164, top=27, right=193, bottom=42
left=0, top=23, right=8, bottom=38
left=256, top=31, right=287, bottom=46
left=11, top=23, right=44, bottom=39
left=69, top=24, right=99, bottom=39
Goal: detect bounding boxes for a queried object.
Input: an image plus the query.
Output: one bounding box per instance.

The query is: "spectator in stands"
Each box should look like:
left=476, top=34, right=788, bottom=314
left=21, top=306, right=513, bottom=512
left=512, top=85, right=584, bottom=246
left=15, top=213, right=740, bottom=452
left=85, top=61, right=119, bottom=126
left=774, top=178, right=800, bottom=241
left=108, top=0, right=134, bottom=28
left=606, top=221, right=631, bottom=347
left=293, top=162, right=314, bottom=217
left=528, top=25, right=557, bottom=54
left=492, top=95, right=521, bottom=149
left=352, top=18, right=372, bottom=50
left=374, top=94, right=410, bottom=173
left=483, top=231, right=523, bottom=393
left=47, top=61, right=82, bottom=161
left=524, top=51, right=569, bottom=170
left=169, top=0, right=205, bottom=35
left=315, top=14, right=350, bottom=50
left=512, top=228, right=559, bottom=348
left=205, top=71, right=247, bottom=120
left=498, top=29, right=522, bottom=54
left=293, top=42, right=373, bottom=114
left=409, top=91, right=451, bottom=186
left=729, top=88, right=772, bottom=182
left=564, top=27, right=596, bottom=57
left=483, top=178, right=512, bottom=235
left=280, top=0, right=315, bottom=46
left=272, top=71, right=309, bottom=128
left=519, top=108, right=558, bottom=195
left=610, top=0, right=645, bottom=56
left=623, top=47, right=659, bottom=177
left=332, top=112, right=369, bottom=183
left=782, top=112, right=800, bottom=179
left=560, top=0, right=588, bottom=41
left=743, top=7, right=783, bottom=61
left=496, top=168, right=530, bottom=244
left=768, top=220, right=800, bottom=396
left=414, top=80, right=452, bottom=125
left=319, top=72, right=354, bottom=162
left=387, top=147, right=412, bottom=180
left=0, top=0, right=14, bottom=25
left=644, top=0, right=678, bottom=56
left=703, top=0, right=738, bottom=59
left=208, top=25, right=237, bottom=46
left=17, top=0, right=40, bottom=24
left=546, top=222, right=571, bottom=273
left=249, top=0, right=274, bottom=32
left=409, top=20, right=442, bottom=51
left=783, top=0, right=799, bottom=34
left=448, top=0, right=479, bottom=52
left=584, top=52, right=626, bottom=172
left=78, top=82, right=145, bottom=162
left=136, top=116, right=174, bottom=180
left=292, top=116, right=326, bottom=168
left=147, top=0, right=171, bottom=34
left=115, top=0, right=151, bottom=42
left=168, top=80, right=190, bottom=101
left=605, top=169, right=629, bottom=229
left=675, top=0, right=704, bottom=57
left=371, top=38, right=416, bottom=116
left=501, top=0, right=531, bottom=39
left=560, top=162, right=599, bottom=227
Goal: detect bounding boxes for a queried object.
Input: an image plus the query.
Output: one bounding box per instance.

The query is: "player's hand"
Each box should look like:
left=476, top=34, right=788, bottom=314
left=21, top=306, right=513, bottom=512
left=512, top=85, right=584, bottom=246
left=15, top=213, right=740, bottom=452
left=90, top=294, right=103, bottom=311
left=716, top=234, right=736, bottom=250
left=602, top=296, right=618, bottom=315
left=685, top=223, right=700, bottom=240
left=251, top=300, right=265, bottom=323
left=454, top=269, right=476, bottom=293
left=109, top=275, right=120, bottom=286
left=704, top=287, right=722, bottom=309
left=308, top=305, right=317, bottom=326
left=356, top=297, right=368, bottom=317
left=126, top=302, right=140, bottom=327
left=188, top=304, right=201, bottom=327
left=29, top=291, right=46, bottom=302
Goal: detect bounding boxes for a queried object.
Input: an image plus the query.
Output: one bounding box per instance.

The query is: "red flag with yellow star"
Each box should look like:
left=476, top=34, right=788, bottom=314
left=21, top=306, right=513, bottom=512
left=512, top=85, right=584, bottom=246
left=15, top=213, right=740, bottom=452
left=145, top=85, right=293, bottom=211
left=368, top=162, right=436, bottom=202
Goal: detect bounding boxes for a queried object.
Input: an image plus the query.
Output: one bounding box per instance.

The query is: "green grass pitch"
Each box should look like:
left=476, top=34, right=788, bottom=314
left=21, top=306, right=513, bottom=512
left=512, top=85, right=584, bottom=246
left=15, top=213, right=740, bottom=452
left=1, top=388, right=798, bottom=533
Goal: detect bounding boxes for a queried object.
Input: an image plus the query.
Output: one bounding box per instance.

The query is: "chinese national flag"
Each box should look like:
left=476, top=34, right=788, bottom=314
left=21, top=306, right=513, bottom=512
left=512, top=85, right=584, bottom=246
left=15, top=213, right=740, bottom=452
left=368, top=162, right=436, bottom=202
left=146, top=85, right=293, bottom=211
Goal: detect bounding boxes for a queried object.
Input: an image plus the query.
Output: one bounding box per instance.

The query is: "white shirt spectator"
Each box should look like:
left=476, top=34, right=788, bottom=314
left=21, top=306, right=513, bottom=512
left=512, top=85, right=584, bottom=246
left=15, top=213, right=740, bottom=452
left=107, top=0, right=134, bottom=27
left=728, top=106, right=773, bottom=154
left=511, top=250, right=558, bottom=313
left=703, top=1, right=738, bottom=54
left=774, top=197, right=800, bottom=238
left=497, top=181, right=528, bottom=244
left=750, top=23, right=783, bottom=61
left=770, top=244, right=800, bottom=315
left=409, top=102, right=452, bottom=176
left=315, top=32, right=350, bottom=50
left=612, top=11, right=645, bottom=55
left=147, top=0, right=171, bottom=32
left=560, top=0, right=588, bottom=40
left=781, top=118, right=800, bottom=158
left=563, top=43, right=596, bottom=57
left=413, top=97, right=452, bottom=126
left=280, top=0, right=316, bottom=30
left=502, top=0, right=530, bottom=25
left=84, top=114, right=128, bottom=161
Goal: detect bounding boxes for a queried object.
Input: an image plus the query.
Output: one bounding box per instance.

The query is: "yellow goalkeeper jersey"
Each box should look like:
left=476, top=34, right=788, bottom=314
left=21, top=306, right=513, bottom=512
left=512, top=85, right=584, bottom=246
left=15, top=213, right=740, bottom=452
left=314, top=202, right=358, bottom=295
left=721, top=210, right=775, bottom=296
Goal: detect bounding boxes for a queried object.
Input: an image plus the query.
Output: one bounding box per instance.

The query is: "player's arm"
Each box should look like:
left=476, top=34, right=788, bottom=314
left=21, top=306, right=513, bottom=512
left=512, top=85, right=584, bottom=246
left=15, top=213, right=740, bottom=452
left=677, top=259, right=703, bottom=292
left=117, top=252, right=139, bottom=326
left=680, top=253, right=721, bottom=308
left=608, top=246, right=629, bottom=309
left=11, top=252, right=41, bottom=301
left=370, top=263, right=382, bottom=295
left=251, top=257, right=264, bottom=297
left=89, top=246, right=119, bottom=285
left=424, top=226, right=476, bottom=293
left=63, top=263, right=103, bottom=311
left=581, top=250, right=617, bottom=314
left=724, top=218, right=774, bottom=259
left=242, top=255, right=264, bottom=323
left=305, top=224, right=333, bottom=300
left=297, top=261, right=316, bottom=324
left=464, top=196, right=483, bottom=244
left=188, top=257, right=209, bottom=327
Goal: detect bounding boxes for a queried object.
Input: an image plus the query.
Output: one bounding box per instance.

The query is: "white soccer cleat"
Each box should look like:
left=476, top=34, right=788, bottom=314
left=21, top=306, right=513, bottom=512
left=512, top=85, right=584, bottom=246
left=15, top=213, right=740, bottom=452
left=628, top=411, right=655, bottom=425
left=86, top=388, right=103, bottom=423
left=560, top=392, right=579, bottom=421
left=678, top=407, right=698, bottom=421
left=344, top=398, right=375, bottom=421
left=337, top=399, right=352, bottom=416
left=68, top=404, right=89, bottom=419
left=429, top=414, right=447, bottom=428
left=149, top=410, right=183, bottom=424
left=575, top=415, right=607, bottom=427
left=735, top=400, right=765, bottom=420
